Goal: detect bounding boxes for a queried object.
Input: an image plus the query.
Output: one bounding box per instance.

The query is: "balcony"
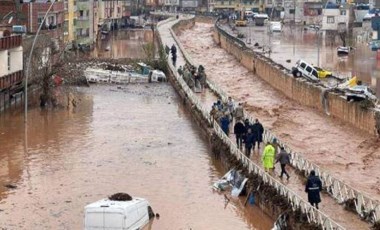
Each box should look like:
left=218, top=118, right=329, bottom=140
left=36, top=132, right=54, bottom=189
left=0, top=70, right=23, bottom=91
left=0, top=35, right=22, bottom=52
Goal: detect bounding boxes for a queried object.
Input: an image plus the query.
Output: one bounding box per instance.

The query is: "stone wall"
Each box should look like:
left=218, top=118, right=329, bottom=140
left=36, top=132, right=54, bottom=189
left=212, top=24, right=380, bottom=135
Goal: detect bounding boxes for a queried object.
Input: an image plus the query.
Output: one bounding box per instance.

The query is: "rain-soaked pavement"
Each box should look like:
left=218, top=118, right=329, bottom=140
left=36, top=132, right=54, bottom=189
left=177, top=22, right=374, bottom=229
left=230, top=22, right=380, bottom=95
left=0, top=86, right=274, bottom=228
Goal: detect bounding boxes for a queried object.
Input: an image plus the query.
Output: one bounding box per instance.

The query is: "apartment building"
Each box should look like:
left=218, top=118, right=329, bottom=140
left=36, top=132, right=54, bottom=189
left=0, top=0, right=65, bottom=42
left=75, top=0, right=96, bottom=45
left=64, top=0, right=77, bottom=43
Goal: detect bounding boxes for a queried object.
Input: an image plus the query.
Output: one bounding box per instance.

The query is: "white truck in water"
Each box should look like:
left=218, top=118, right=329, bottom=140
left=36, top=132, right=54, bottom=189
left=85, top=63, right=167, bottom=84
left=84, top=195, right=154, bottom=230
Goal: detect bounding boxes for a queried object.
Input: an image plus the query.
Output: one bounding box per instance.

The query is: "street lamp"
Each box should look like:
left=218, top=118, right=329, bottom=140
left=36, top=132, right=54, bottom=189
left=24, top=0, right=56, bottom=124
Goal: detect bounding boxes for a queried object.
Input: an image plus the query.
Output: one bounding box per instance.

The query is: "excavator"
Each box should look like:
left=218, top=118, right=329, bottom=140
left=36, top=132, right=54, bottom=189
left=235, top=2, right=247, bottom=27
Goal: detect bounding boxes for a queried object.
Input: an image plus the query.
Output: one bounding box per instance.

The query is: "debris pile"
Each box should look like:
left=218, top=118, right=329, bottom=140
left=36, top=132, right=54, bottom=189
left=108, top=193, right=133, bottom=201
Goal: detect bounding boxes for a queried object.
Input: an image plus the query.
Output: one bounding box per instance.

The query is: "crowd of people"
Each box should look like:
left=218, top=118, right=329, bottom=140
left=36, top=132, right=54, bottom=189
left=208, top=97, right=324, bottom=208
left=177, top=64, right=207, bottom=92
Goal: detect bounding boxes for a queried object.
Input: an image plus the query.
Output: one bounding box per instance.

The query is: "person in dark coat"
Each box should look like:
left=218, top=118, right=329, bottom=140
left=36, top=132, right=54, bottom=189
left=252, top=118, right=264, bottom=149
left=171, top=44, right=177, bottom=56
left=305, top=170, right=322, bottom=209
left=171, top=44, right=177, bottom=66
left=234, top=119, right=246, bottom=149
left=276, top=146, right=290, bottom=180
left=220, top=113, right=230, bottom=136
left=244, top=128, right=255, bottom=157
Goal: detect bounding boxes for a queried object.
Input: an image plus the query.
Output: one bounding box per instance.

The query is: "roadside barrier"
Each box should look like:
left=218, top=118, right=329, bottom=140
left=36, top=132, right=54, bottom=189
left=158, top=17, right=346, bottom=230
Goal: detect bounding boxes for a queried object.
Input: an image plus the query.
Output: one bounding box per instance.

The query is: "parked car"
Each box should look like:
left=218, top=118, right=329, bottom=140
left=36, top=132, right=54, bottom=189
left=84, top=195, right=154, bottom=230
left=292, top=59, right=319, bottom=82
left=268, top=21, right=282, bottom=32
left=313, top=66, right=333, bottom=78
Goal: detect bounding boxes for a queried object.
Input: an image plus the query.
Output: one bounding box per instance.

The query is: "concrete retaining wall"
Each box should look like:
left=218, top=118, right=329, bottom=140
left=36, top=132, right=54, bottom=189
left=212, top=24, right=379, bottom=135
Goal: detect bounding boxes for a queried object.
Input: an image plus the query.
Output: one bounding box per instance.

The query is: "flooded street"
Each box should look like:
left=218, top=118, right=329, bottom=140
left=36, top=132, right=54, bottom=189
left=91, top=29, right=154, bottom=59
left=178, top=21, right=380, bottom=207
left=0, top=84, right=273, bottom=229
left=234, top=24, right=380, bottom=94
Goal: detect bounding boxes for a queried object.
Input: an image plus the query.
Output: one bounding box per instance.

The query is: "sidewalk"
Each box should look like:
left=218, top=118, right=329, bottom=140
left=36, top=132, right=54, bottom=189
left=159, top=17, right=371, bottom=229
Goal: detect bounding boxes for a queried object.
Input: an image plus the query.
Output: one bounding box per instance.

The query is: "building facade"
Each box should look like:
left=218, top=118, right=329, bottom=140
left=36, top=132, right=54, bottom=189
left=75, top=0, right=95, bottom=45
left=64, top=0, right=77, bottom=43
left=0, top=31, right=23, bottom=92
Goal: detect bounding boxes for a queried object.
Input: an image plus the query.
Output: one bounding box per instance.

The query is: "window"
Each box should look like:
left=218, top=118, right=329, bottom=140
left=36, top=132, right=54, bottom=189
left=340, top=10, right=346, bottom=15
left=305, top=66, right=312, bottom=73
left=289, top=9, right=295, bottom=14
left=312, top=70, right=318, bottom=77
left=86, top=10, right=89, bottom=17
left=327, top=16, right=335, bottom=24
left=86, top=28, right=90, bottom=35
left=7, top=51, right=10, bottom=71
left=221, top=0, right=224, bottom=4
left=79, top=10, right=84, bottom=17
left=300, top=62, right=306, bottom=69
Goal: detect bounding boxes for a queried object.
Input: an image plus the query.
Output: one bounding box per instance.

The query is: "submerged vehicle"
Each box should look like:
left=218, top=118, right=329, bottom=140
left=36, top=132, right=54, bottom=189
left=213, top=169, right=248, bottom=197
left=85, top=62, right=166, bottom=84
left=345, top=85, right=377, bottom=102
left=84, top=193, right=154, bottom=230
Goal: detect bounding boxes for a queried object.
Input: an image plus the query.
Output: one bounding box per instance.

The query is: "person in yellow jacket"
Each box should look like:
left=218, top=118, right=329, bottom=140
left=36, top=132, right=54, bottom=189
left=262, top=142, right=275, bottom=173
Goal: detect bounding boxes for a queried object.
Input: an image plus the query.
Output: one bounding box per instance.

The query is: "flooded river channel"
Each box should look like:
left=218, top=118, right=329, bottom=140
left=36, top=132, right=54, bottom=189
left=0, top=84, right=273, bottom=229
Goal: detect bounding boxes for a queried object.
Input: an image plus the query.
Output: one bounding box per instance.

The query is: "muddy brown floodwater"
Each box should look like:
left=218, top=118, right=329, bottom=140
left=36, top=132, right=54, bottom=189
left=178, top=22, right=380, bottom=205
left=0, top=84, right=273, bottom=229
left=235, top=23, right=380, bottom=95
left=91, top=29, right=154, bottom=59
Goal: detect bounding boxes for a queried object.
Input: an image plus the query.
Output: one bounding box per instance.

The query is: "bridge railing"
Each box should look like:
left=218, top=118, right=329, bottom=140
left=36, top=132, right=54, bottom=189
left=209, top=19, right=380, bottom=223
left=158, top=17, right=346, bottom=230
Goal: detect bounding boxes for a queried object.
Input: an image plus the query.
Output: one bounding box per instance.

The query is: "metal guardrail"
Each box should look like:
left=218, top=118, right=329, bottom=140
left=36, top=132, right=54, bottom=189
left=158, top=17, right=346, bottom=230
left=211, top=20, right=380, bottom=224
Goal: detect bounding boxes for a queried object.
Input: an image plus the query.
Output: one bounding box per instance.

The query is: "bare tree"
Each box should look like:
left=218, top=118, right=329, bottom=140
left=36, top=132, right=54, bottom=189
left=24, top=34, right=79, bottom=107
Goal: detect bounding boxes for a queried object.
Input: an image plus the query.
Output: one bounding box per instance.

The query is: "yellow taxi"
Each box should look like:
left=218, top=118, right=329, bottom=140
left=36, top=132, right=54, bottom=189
left=313, top=66, right=333, bottom=78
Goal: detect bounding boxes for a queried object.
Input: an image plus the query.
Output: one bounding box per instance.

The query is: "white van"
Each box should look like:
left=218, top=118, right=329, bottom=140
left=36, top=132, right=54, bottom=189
left=245, top=10, right=255, bottom=18
left=292, top=59, right=319, bottom=82
left=84, top=197, right=153, bottom=230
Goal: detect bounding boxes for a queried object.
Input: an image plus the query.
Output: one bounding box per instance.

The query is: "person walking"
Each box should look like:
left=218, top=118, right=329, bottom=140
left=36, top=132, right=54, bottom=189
left=171, top=44, right=177, bottom=66
left=245, top=128, right=255, bottom=157
left=234, top=119, right=246, bottom=149
left=305, top=170, right=322, bottom=209
left=262, top=142, right=275, bottom=173
left=252, top=119, right=264, bottom=149
left=276, top=146, right=290, bottom=180
left=234, top=103, right=244, bottom=122
left=227, top=97, right=235, bottom=121
left=220, top=113, right=230, bottom=136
